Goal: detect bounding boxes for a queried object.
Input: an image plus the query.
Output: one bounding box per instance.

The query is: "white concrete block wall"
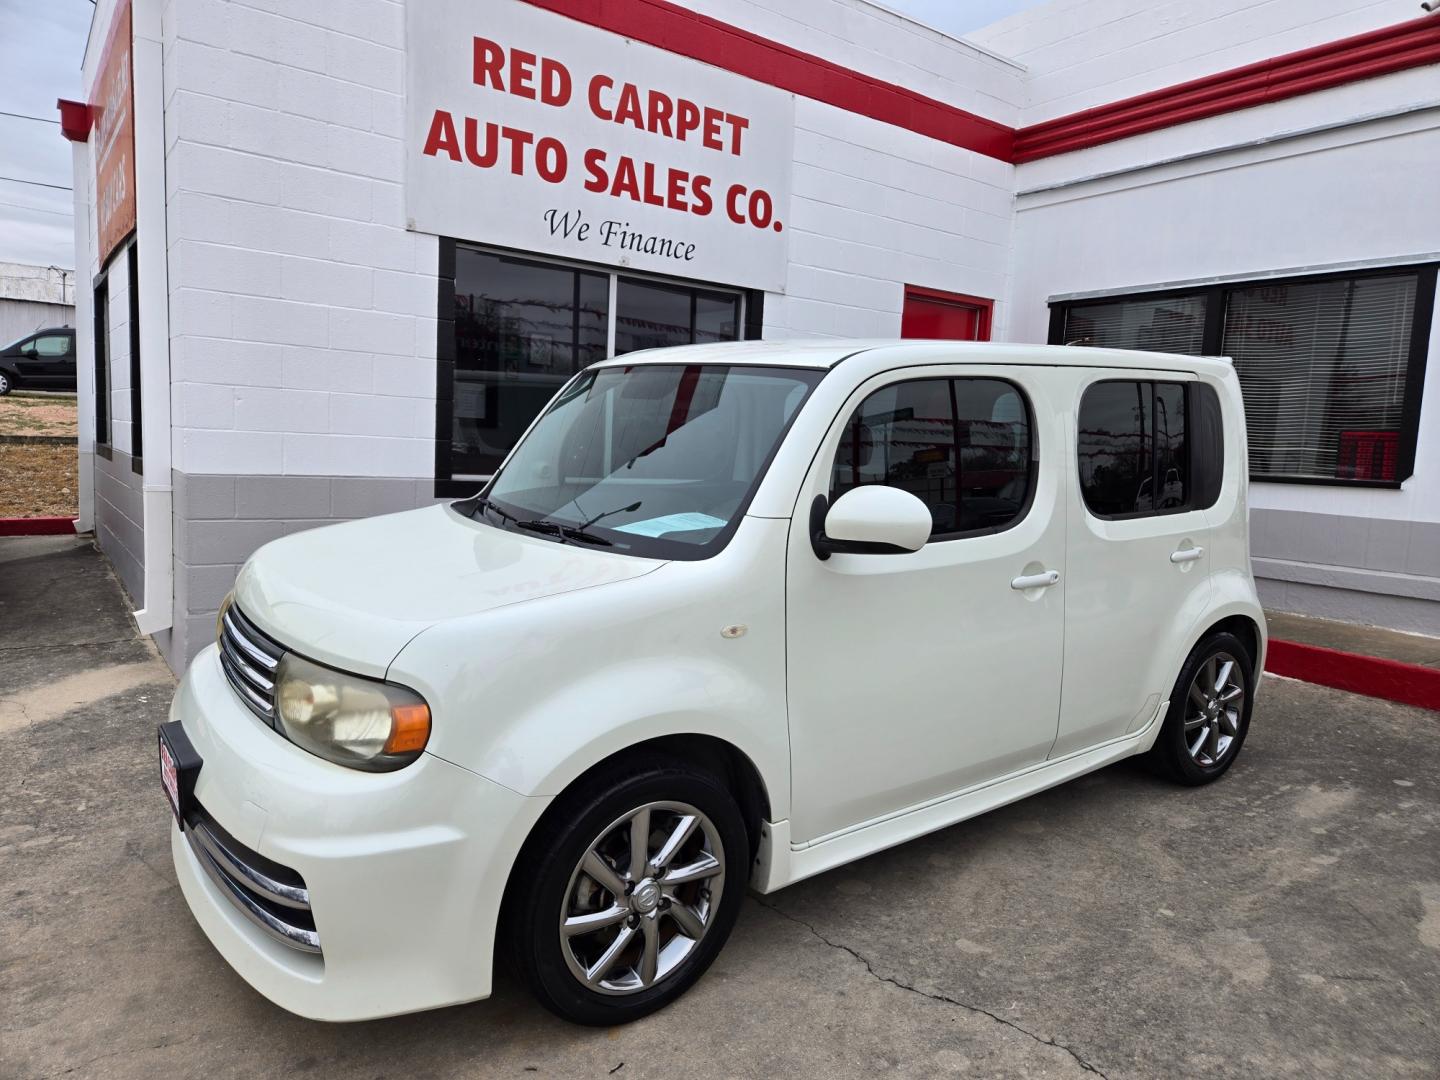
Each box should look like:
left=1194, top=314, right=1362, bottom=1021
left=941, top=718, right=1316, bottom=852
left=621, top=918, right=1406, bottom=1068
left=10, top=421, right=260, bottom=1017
left=968, top=0, right=1408, bottom=124
left=163, top=0, right=434, bottom=482
left=773, top=97, right=1016, bottom=340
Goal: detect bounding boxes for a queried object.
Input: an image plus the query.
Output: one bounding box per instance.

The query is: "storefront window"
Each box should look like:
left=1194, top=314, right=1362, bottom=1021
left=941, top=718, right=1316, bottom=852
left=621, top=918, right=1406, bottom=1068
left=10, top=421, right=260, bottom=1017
left=452, top=250, right=609, bottom=477
left=449, top=245, right=746, bottom=478
left=1050, top=264, right=1436, bottom=487
left=615, top=278, right=742, bottom=355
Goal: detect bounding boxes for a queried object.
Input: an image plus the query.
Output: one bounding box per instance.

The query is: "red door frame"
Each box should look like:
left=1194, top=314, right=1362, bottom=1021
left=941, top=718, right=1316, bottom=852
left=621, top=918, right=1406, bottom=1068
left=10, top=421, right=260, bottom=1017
left=901, top=285, right=994, bottom=341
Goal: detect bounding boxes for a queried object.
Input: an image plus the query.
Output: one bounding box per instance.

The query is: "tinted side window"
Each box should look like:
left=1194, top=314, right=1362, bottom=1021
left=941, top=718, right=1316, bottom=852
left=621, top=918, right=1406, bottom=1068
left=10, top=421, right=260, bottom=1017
left=1079, top=380, right=1197, bottom=518
left=34, top=334, right=69, bottom=357
left=1191, top=383, right=1224, bottom=509
left=954, top=379, right=1033, bottom=531
left=831, top=377, right=1034, bottom=538
left=1153, top=381, right=1188, bottom=510
left=832, top=379, right=956, bottom=536
left=1079, top=381, right=1153, bottom=516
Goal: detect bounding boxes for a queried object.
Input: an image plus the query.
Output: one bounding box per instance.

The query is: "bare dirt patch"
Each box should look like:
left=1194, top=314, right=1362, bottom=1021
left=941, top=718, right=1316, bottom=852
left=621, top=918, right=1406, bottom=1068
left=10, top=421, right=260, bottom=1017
left=0, top=394, right=78, bottom=438
left=0, top=444, right=79, bottom=517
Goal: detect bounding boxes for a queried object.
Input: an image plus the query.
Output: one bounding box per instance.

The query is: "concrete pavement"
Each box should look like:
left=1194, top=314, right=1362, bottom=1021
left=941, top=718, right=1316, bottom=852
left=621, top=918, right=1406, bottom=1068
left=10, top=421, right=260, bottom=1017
left=3, top=536, right=1438, bottom=1078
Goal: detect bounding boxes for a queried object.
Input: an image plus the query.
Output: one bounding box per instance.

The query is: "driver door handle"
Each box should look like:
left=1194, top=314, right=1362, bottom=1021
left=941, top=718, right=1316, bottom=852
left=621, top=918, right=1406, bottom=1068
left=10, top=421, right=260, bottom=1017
left=1011, top=569, right=1060, bottom=590
left=1170, top=546, right=1205, bottom=564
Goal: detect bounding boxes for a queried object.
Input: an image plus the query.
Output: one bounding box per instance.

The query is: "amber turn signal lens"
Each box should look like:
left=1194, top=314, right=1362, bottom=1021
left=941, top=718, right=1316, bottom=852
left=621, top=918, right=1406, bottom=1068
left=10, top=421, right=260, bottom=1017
left=385, top=704, right=431, bottom=755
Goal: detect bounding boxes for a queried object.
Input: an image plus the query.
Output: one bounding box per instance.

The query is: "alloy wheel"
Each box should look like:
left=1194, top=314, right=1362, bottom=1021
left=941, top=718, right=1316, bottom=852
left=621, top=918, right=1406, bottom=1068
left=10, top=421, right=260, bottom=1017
left=1184, top=651, right=1245, bottom=768
left=559, top=801, right=725, bottom=995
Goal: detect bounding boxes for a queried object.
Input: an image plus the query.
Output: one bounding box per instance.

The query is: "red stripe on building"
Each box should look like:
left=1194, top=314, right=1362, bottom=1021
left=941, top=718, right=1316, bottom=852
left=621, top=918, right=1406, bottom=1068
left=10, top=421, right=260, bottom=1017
left=1013, top=15, right=1440, bottom=162
left=0, top=516, right=79, bottom=537
left=520, top=0, right=1016, bottom=161
left=520, top=3, right=1440, bottom=164
left=1266, top=638, right=1440, bottom=713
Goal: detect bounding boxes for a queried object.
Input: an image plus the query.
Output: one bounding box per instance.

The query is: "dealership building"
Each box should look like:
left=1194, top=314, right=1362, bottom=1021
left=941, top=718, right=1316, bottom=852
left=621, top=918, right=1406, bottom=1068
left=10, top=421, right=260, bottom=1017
left=60, top=0, right=1440, bottom=670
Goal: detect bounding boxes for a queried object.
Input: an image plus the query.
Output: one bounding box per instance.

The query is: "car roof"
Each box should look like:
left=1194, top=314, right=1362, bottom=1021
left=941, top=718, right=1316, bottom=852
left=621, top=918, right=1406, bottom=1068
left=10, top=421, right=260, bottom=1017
left=590, top=338, right=1233, bottom=373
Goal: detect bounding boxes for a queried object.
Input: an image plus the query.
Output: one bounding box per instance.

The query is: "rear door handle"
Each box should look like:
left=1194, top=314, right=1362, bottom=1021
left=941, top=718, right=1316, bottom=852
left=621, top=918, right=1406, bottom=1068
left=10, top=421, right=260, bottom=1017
left=1170, top=546, right=1204, bottom=564
left=1011, top=569, right=1060, bottom=590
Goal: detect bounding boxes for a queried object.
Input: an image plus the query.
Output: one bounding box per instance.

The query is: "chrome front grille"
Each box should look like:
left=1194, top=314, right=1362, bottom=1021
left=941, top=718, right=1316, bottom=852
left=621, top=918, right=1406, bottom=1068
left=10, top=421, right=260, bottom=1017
left=185, top=805, right=321, bottom=953
left=219, top=603, right=283, bottom=723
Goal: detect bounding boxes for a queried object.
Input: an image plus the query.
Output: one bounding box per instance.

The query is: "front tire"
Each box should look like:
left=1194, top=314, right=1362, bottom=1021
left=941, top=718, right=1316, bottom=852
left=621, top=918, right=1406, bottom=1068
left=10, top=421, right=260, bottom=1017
left=0, top=371, right=12, bottom=396
left=1147, top=631, right=1255, bottom=786
left=504, top=756, right=750, bottom=1025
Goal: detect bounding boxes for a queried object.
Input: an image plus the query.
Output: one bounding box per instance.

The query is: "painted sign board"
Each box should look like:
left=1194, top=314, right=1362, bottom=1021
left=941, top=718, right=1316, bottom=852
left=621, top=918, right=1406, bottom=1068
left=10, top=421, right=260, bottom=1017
left=91, top=0, right=136, bottom=266
left=406, top=0, right=795, bottom=292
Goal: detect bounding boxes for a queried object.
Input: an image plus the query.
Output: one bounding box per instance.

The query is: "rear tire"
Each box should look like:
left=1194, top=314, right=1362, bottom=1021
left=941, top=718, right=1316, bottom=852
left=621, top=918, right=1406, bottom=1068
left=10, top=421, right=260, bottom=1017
left=504, top=756, right=749, bottom=1025
left=1147, top=631, right=1255, bottom=786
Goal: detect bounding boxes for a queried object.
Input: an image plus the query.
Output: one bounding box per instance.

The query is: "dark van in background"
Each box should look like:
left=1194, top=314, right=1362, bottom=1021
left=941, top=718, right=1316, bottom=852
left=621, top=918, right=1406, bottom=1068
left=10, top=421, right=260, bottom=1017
left=0, top=328, right=77, bottom=395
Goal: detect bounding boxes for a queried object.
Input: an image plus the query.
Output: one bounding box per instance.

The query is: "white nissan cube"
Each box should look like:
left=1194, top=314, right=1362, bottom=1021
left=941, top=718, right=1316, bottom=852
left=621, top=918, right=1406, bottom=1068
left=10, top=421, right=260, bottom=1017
left=161, top=340, right=1264, bottom=1025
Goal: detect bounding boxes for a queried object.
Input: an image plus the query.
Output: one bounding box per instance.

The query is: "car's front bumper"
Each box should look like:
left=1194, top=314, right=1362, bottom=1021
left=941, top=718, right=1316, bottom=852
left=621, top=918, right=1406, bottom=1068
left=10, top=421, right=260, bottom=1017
left=169, top=644, right=549, bottom=1021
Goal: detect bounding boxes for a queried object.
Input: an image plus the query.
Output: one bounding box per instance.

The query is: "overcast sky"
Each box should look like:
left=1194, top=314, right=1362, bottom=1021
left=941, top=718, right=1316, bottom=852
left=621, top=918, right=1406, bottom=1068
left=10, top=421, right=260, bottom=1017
left=0, top=0, right=1040, bottom=272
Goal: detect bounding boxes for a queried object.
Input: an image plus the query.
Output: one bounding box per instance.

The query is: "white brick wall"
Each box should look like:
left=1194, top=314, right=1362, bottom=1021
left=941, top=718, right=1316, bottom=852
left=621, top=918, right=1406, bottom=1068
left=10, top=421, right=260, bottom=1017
left=164, top=0, right=436, bottom=479
left=773, top=95, right=1017, bottom=340
left=969, top=0, right=1407, bottom=124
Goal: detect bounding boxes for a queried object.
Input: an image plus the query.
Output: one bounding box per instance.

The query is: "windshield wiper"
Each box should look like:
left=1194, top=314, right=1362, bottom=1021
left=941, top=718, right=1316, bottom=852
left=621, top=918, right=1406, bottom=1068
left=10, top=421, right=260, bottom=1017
left=472, top=495, right=617, bottom=547
left=471, top=496, right=521, bottom=527
left=578, top=501, right=641, bottom=531
left=517, top=518, right=613, bottom=547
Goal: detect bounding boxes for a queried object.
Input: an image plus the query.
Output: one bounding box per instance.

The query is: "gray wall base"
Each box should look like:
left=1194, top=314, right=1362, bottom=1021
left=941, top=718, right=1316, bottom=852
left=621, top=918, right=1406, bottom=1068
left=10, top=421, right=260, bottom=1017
left=1256, top=577, right=1440, bottom=637
left=1250, top=507, right=1440, bottom=637
left=162, top=471, right=447, bottom=673
left=94, top=447, right=145, bottom=605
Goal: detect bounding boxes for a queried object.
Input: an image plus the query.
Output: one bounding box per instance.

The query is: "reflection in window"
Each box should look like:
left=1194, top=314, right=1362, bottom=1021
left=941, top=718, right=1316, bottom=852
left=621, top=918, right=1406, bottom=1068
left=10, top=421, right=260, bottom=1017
left=832, top=380, right=955, bottom=535
left=614, top=278, right=692, bottom=355
left=954, top=379, right=1031, bottom=531
left=1078, top=381, right=1152, bottom=516
left=831, top=378, right=1033, bottom=537
left=1153, top=382, right=1189, bottom=510
left=452, top=250, right=608, bottom=476
left=615, top=278, right=741, bottom=356
left=1078, top=381, right=1194, bottom=517
left=485, top=364, right=820, bottom=558
left=449, top=247, right=746, bottom=477
left=1062, top=295, right=1207, bottom=353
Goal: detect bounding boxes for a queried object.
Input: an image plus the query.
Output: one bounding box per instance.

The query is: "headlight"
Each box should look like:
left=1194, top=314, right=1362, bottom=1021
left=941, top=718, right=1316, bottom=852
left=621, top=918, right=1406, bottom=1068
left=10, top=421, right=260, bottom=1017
left=273, top=653, right=431, bottom=772
left=216, top=591, right=234, bottom=643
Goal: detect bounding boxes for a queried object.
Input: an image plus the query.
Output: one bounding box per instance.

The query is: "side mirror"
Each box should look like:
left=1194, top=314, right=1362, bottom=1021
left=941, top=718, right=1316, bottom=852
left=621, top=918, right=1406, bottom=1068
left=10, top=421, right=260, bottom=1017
left=810, top=486, right=931, bottom=560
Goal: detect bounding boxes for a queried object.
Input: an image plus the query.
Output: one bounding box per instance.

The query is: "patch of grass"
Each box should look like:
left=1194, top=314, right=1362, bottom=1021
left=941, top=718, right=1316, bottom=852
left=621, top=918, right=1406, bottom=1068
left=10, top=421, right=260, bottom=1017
left=0, top=395, right=79, bottom=438
left=0, top=444, right=79, bottom=517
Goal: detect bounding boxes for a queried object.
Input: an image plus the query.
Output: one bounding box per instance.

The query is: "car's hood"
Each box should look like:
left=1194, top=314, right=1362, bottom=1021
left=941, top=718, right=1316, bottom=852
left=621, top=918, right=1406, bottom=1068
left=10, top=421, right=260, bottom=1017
left=233, top=503, right=665, bottom=676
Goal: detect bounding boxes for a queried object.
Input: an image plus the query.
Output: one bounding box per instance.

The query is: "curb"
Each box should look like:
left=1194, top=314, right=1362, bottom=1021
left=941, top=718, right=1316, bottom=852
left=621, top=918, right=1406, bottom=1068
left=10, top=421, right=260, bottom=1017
left=1266, top=638, right=1440, bottom=712
left=0, top=516, right=79, bottom=537
left=0, top=434, right=76, bottom=445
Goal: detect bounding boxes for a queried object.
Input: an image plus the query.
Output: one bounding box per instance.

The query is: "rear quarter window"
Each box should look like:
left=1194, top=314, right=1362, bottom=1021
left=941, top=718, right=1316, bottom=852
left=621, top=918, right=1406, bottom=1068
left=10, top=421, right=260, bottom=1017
left=1078, top=378, right=1221, bottom=518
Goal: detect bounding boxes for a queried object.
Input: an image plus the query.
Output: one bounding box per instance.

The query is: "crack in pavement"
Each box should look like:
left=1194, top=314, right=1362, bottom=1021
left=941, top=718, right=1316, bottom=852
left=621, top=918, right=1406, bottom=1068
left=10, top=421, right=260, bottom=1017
left=0, top=637, right=146, bottom=655
left=751, top=896, right=1109, bottom=1079
left=29, top=1035, right=198, bottom=1080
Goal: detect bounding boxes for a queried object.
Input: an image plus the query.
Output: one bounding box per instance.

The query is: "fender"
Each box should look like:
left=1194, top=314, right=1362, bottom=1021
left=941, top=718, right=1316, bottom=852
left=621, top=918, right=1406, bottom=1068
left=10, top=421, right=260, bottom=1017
left=387, top=516, right=794, bottom=815
left=1174, top=571, right=1268, bottom=680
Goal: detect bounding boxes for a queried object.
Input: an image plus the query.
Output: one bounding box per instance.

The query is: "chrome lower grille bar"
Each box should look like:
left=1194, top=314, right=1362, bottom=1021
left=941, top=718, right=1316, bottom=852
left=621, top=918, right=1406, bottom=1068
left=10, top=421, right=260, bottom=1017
left=185, top=813, right=321, bottom=954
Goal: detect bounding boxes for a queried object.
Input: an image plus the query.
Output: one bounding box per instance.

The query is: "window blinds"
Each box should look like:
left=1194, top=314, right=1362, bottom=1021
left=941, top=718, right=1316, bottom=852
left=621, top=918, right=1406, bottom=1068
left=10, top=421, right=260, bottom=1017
left=1062, top=294, right=1207, bottom=355
left=1223, top=275, right=1415, bottom=481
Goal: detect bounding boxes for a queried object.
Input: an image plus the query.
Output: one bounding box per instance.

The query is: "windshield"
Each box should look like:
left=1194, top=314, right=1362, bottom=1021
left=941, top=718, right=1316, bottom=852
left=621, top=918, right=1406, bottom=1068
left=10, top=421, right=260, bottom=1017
left=474, top=363, right=823, bottom=559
